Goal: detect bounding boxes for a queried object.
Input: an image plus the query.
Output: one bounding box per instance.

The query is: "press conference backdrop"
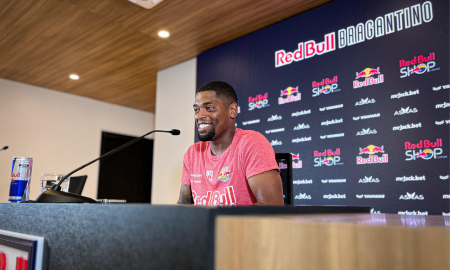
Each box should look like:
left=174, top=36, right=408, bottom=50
left=196, top=0, right=449, bottom=215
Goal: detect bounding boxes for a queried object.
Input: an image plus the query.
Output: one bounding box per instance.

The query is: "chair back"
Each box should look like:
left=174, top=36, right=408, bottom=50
left=275, top=153, right=293, bottom=205
left=68, top=175, right=88, bottom=195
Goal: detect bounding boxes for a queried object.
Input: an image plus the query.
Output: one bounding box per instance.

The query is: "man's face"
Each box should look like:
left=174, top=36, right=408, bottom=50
left=193, top=91, right=234, bottom=142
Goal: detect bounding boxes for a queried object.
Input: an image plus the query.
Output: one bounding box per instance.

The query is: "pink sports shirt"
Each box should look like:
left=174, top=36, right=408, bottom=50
left=181, top=128, right=280, bottom=205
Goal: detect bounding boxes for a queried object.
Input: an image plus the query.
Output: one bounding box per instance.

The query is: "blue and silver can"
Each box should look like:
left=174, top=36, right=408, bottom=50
left=9, top=157, right=33, bottom=203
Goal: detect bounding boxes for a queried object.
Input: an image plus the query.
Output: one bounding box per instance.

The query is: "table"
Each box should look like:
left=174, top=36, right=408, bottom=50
left=0, top=204, right=369, bottom=270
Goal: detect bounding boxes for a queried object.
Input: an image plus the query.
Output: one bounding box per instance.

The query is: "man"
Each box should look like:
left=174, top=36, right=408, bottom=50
left=177, top=81, right=284, bottom=205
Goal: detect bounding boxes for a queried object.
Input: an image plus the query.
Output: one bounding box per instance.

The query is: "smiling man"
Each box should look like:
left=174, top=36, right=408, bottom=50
left=177, top=81, right=284, bottom=205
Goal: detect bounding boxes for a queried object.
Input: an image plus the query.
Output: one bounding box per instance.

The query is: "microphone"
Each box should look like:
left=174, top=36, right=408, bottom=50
left=0, top=146, right=8, bottom=151
left=35, top=129, right=180, bottom=203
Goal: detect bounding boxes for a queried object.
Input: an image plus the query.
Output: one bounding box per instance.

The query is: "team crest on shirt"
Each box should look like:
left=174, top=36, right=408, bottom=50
left=218, top=166, right=232, bottom=182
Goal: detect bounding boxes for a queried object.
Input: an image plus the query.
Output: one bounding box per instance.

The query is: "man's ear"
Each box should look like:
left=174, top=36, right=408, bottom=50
left=229, top=102, right=238, bottom=119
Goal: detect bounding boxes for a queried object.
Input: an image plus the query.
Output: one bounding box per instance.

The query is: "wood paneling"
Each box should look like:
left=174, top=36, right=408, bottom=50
left=215, top=214, right=450, bottom=270
left=0, top=0, right=331, bottom=112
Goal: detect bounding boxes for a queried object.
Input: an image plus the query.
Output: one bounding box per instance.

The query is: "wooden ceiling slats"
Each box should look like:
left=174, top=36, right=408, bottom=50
left=0, top=0, right=331, bottom=112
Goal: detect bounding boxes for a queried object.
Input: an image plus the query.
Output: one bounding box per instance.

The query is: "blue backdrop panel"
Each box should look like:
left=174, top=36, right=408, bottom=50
left=196, top=0, right=449, bottom=215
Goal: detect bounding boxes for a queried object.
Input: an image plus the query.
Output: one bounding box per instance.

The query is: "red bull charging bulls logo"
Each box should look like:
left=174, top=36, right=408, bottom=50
left=291, top=153, right=302, bottom=169
left=405, top=139, right=447, bottom=161
left=314, top=148, right=342, bottom=166
left=357, top=145, right=388, bottom=165
left=279, top=87, right=301, bottom=104
left=218, top=166, right=232, bottom=182
left=312, top=76, right=340, bottom=97
left=353, top=67, right=384, bottom=89
left=400, top=52, right=439, bottom=78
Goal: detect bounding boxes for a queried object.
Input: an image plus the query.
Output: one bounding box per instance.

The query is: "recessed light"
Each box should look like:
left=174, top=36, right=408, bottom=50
left=69, top=74, right=79, bottom=80
left=158, top=31, right=170, bottom=38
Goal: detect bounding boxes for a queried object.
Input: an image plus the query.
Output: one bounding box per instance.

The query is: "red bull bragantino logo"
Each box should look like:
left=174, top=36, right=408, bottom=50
left=275, top=32, right=335, bottom=68
left=405, top=139, right=447, bottom=161
left=400, top=52, right=439, bottom=78
left=279, top=86, right=301, bottom=104
left=357, top=145, right=388, bottom=165
left=314, top=148, right=343, bottom=167
left=248, top=93, right=270, bottom=111
left=312, top=76, right=340, bottom=97
left=291, top=153, right=302, bottom=169
left=192, top=186, right=236, bottom=205
left=353, top=67, right=384, bottom=89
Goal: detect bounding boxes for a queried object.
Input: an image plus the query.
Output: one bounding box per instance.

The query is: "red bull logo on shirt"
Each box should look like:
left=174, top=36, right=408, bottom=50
left=400, top=52, right=439, bottom=78
left=314, top=148, right=342, bottom=166
left=312, top=76, right=340, bottom=97
left=405, top=138, right=447, bottom=161
left=353, top=67, right=384, bottom=89
left=248, top=93, right=270, bottom=110
left=192, top=186, right=237, bottom=206
left=279, top=87, right=301, bottom=104
left=218, top=166, right=232, bottom=182
left=357, top=145, right=388, bottom=165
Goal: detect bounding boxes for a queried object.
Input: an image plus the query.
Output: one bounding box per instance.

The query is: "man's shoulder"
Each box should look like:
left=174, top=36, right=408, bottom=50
left=186, top=141, right=209, bottom=154
left=237, top=129, right=270, bottom=146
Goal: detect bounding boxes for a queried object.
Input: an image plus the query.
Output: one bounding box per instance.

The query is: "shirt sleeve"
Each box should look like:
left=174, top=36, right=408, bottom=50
left=181, top=147, right=191, bottom=185
left=241, top=132, right=280, bottom=179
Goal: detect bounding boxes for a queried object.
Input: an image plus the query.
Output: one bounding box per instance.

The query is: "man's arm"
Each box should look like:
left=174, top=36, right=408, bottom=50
left=248, top=170, right=284, bottom=205
left=177, top=183, right=194, bottom=204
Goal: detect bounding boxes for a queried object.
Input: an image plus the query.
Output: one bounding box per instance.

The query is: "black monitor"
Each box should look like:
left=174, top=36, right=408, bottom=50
left=275, top=153, right=293, bottom=205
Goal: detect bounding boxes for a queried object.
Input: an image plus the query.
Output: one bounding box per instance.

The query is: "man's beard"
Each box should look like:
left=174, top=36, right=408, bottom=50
left=198, top=126, right=216, bottom=141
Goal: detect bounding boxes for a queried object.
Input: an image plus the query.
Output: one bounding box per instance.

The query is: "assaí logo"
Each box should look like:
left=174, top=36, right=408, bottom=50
left=312, top=76, right=340, bottom=97
left=271, top=140, right=282, bottom=146
left=405, top=138, right=447, bottom=161
left=293, top=123, right=310, bottom=130
left=279, top=86, right=301, bottom=104
left=394, top=106, right=418, bottom=116
left=248, top=93, right=269, bottom=111
left=400, top=52, right=439, bottom=78
left=399, top=192, right=424, bottom=200
left=355, top=97, right=375, bottom=106
left=291, top=153, right=302, bottom=169
left=314, top=148, right=343, bottom=167
left=356, top=128, right=377, bottom=136
left=267, top=115, right=282, bottom=122
left=357, top=145, right=388, bottom=165
left=359, top=176, right=380, bottom=183
left=295, top=193, right=312, bottom=200
left=353, top=67, right=384, bottom=89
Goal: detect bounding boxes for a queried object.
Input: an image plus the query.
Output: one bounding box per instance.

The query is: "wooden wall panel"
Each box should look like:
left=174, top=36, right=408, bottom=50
left=0, top=0, right=331, bottom=112
left=215, top=214, right=450, bottom=270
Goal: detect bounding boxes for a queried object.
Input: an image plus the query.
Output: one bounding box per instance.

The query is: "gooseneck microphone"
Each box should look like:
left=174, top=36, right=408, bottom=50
left=0, top=146, right=8, bottom=151
left=35, top=129, right=180, bottom=203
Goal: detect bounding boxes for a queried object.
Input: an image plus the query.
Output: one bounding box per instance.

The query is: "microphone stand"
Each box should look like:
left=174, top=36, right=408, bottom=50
left=35, top=129, right=180, bottom=203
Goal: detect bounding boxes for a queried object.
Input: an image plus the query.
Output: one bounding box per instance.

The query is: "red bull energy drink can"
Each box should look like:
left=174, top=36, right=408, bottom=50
left=9, top=157, right=33, bottom=203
